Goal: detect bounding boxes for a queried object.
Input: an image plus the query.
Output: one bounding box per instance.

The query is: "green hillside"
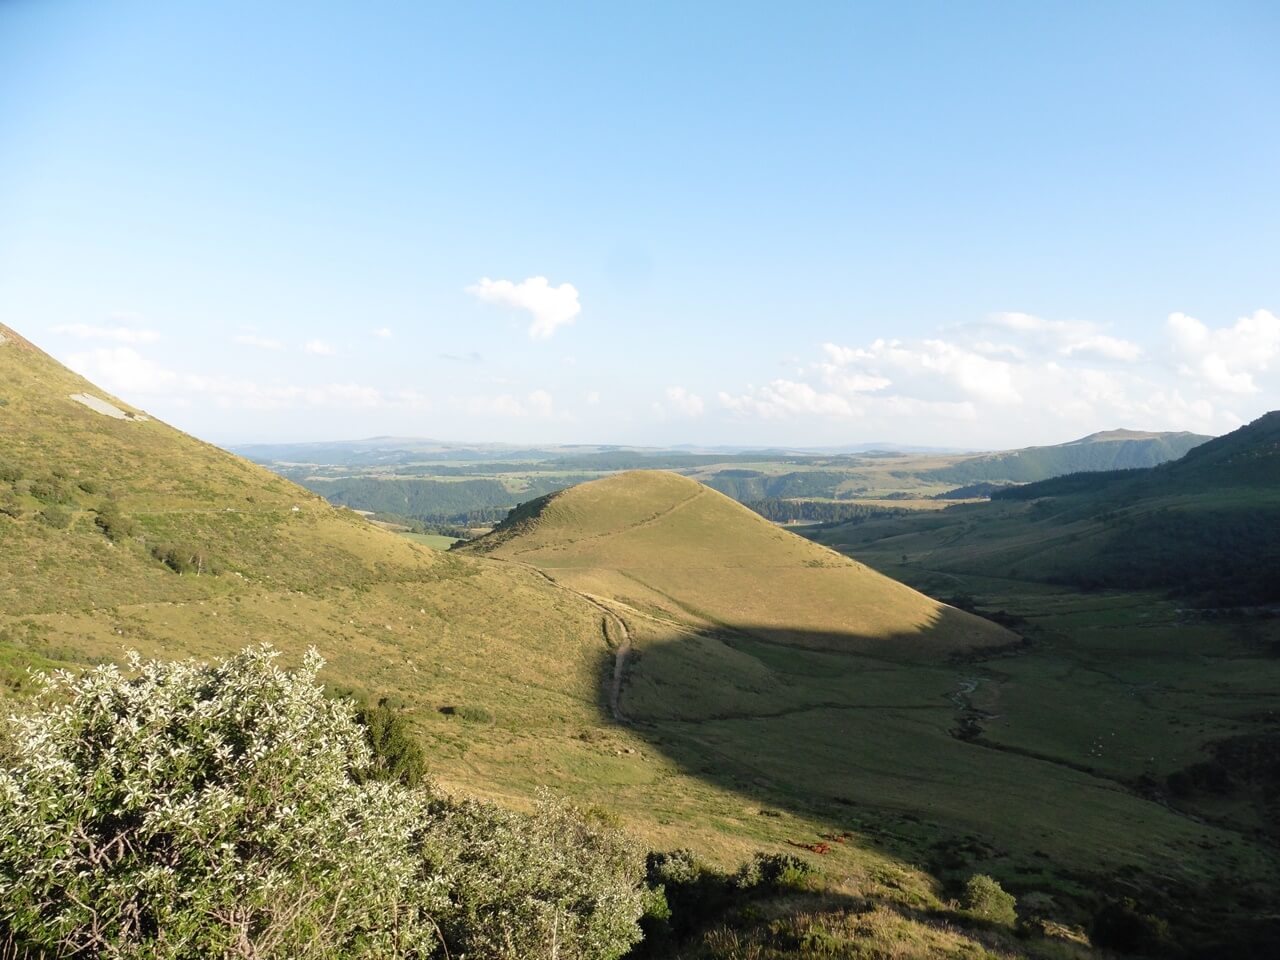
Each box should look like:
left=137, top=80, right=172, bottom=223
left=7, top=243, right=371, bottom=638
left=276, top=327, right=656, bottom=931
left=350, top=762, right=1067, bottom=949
left=460, top=470, right=1280, bottom=954
left=0, top=329, right=1110, bottom=957
left=812, top=412, right=1280, bottom=604
left=465, top=470, right=1010, bottom=659
left=919, top=429, right=1210, bottom=485
left=5, top=326, right=1277, bottom=956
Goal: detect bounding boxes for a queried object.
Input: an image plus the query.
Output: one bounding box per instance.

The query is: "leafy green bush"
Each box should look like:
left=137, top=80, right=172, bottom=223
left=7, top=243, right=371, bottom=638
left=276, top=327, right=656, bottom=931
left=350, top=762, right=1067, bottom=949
left=0, top=646, right=439, bottom=958
left=36, top=505, right=72, bottom=529
left=150, top=541, right=218, bottom=575
left=735, top=852, right=815, bottom=891
left=961, top=873, right=1017, bottom=925
left=638, top=850, right=728, bottom=948
left=94, top=501, right=140, bottom=541
left=439, top=703, right=493, bottom=722
left=26, top=477, right=72, bottom=504
left=0, top=646, right=648, bottom=960
left=354, top=697, right=428, bottom=788
left=0, top=493, right=22, bottom=519
left=419, top=791, right=644, bottom=960
left=1089, top=898, right=1176, bottom=956
left=635, top=849, right=820, bottom=953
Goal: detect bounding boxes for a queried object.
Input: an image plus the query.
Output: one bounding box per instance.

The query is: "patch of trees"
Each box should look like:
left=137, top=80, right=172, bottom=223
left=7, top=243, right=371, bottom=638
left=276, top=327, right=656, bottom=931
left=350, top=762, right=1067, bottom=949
left=304, top=476, right=591, bottom=521
left=932, top=481, right=1017, bottom=499
left=545, top=451, right=802, bottom=471
left=705, top=471, right=861, bottom=502
left=924, top=434, right=1206, bottom=486
left=36, top=505, right=72, bottom=528
left=93, top=501, right=140, bottom=540
left=150, top=542, right=219, bottom=575
left=744, top=499, right=912, bottom=525
left=990, top=468, right=1144, bottom=501
left=356, top=699, right=430, bottom=788
left=26, top=475, right=76, bottom=505
left=371, top=507, right=514, bottom=538
left=388, top=462, right=544, bottom=477
left=0, top=646, right=648, bottom=959
left=1049, top=507, right=1280, bottom=605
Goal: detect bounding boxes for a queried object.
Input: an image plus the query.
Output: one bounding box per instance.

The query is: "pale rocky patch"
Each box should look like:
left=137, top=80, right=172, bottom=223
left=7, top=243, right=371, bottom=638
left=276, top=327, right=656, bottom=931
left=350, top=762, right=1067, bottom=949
left=68, top=392, right=148, bottom=421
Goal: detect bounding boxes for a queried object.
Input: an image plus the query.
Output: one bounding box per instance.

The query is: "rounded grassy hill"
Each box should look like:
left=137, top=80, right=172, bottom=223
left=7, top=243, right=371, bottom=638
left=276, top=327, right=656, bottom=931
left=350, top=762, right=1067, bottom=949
left=464, top=470, right=1013, bottom=659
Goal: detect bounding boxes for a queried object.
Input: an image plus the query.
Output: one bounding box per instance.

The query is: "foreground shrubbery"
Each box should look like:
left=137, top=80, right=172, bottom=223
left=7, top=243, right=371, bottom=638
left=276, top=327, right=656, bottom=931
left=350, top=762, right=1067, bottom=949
left=0, top=646, right=646, bottom=959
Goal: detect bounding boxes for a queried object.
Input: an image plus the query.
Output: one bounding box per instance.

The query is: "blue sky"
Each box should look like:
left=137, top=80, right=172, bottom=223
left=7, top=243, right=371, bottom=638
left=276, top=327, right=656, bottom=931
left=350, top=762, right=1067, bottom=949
left=2, top=1, right=1278, bottom=448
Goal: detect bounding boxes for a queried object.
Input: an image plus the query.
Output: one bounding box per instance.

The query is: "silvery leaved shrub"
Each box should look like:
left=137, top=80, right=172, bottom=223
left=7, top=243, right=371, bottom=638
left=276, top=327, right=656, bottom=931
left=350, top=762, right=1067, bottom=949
left=0, top=645, right=646, bottom=959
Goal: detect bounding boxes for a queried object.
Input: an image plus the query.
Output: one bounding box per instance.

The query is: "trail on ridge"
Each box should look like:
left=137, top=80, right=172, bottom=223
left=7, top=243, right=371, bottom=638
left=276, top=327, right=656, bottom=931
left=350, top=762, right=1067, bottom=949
left=508, top=561, right=634, bottom=723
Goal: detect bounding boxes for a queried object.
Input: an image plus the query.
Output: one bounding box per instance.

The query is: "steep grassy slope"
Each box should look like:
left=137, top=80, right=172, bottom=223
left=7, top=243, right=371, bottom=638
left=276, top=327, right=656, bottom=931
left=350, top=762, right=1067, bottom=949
left=0, top=324, right=625, bottom=816
left=464, top=471, right=1011, bottom=658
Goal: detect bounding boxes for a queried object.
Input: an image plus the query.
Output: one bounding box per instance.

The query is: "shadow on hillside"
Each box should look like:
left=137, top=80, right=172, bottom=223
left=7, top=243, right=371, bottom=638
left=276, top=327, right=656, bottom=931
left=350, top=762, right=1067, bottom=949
left=592, top=610, right=1037, bottom=870
left=586, top=609, right=1249, bottom=923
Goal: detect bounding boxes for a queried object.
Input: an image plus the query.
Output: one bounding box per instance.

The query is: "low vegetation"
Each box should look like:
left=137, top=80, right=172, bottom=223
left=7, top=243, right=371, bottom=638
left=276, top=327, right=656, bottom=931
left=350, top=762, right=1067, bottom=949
left=0, top=645, right=648, bottom=959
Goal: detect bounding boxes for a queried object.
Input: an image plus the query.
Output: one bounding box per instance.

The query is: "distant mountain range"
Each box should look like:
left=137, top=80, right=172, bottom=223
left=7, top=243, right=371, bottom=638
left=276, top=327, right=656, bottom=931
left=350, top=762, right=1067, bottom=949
left=231, top=431, right=1205, bottom=472
left=918, top=429, right=1210, bottom=485
left=237, top=428, right=1214, bottom=523
left=812, top=413, right=1280, bottom=605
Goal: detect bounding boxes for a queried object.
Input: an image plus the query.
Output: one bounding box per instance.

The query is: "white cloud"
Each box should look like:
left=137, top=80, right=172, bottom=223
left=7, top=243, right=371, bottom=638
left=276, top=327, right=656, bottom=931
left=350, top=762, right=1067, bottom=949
left=1169, top=309, right=1280, bottom=395
left=820, top=338, right=1020, bottom=404
left=466, top=276, right=582, bottom=339
left=392, top=388, right=432, bottom=409
left=655, top=386, right=705, bottom=418
left=53, top=323, right=160, bottom=344
left=372, top=327, right=392, bottom=339
left=586, top=390, right=601, bottom=405
left=62, top=346, right=435, bottom=413
left=989, top=311, right=1052, bottom=333
left=988, top=311, right=1141, bottom=363
left=712, top=308, right=1278, bottom=445
left=233, top=334, right=284, bottom=350
left=66, top=347, right=178, bottom=394
left=1061, top=335, right=1143, bottom=362
left=303, top=339, right=337, bottom=356
left=719, top=380, right=857, bottom=419
left=457, top=389, right=557, bottom=418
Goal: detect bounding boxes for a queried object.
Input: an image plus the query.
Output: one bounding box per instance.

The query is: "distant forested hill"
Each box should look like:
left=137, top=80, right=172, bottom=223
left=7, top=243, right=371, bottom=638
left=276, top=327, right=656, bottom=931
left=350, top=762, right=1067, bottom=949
left=302, top=475, right=596, bottom=520
left=813, top=414, right=1280, bottom=606
left=922, top=430, right=1209, bottom=484
left=246, top=429, right=1213, bottom=524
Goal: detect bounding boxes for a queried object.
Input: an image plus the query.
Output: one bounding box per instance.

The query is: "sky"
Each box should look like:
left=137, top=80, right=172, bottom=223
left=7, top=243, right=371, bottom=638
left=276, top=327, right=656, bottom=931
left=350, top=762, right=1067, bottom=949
left=2, top=1, right=1278, bottom=449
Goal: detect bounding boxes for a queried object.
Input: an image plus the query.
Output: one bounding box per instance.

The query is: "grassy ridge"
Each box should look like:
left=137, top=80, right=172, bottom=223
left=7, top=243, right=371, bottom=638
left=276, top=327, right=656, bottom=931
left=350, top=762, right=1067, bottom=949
left=464, top=471, right=1011, bottom=658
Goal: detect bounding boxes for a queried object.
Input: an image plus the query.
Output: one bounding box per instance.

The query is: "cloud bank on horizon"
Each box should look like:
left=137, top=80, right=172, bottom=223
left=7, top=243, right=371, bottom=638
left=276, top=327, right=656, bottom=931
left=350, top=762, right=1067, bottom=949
left=52, top=304, right=1280, bottom=448
left=717, top=309, right=1280, bottom=437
